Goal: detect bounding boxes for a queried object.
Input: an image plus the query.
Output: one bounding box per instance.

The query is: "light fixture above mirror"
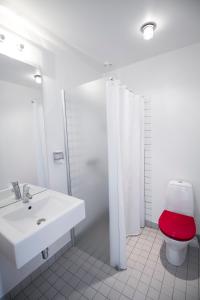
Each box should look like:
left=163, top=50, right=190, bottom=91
left=34, top=71, right=42, bottom=84
left=0, top=34, right=5, bottom=42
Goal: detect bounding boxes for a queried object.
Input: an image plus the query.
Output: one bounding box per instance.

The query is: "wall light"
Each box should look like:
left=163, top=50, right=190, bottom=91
left=141, top=22, right=156, bottom=40
left=34, top=73, right=42, bottom=84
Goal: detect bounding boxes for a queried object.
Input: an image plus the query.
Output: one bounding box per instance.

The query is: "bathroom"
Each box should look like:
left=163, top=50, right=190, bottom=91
left=0, top=1, right=199, bottom=299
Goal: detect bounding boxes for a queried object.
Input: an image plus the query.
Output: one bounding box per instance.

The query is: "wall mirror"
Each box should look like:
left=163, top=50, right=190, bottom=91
left=0, top=54, right=48, bottom=207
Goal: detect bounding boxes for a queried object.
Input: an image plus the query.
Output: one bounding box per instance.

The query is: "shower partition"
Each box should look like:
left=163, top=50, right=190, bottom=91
left=61, top=78, right=145, bottom=269
left=62, top=79, right=110, bottom=263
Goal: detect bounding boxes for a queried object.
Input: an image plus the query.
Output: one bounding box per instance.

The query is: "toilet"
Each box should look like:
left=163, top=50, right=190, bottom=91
left=159, top=180, right=196, bottom=266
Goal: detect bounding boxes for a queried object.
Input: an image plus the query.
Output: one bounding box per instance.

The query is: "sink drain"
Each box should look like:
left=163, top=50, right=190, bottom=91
left=37, top=218, right=46, bottom=225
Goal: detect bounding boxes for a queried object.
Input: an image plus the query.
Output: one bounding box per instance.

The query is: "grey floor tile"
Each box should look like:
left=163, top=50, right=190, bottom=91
left=11, top=225, right=199, bottom=300
left=60, top=283, right=74, bottom=297
left=112, top=280, right=125, bottom=293
left=53, top=293, right=66, bottom=300
left=137, top=281, right=149, bottom=295
left=93, top=292, right=106, bottom=300
left=159, top=292, right=172, bottom=300
left=119, top=295, right=130, bottom=300
left=47, top=273, right=58, bottom=285
left=108, top=288, right=121, bottom=299
left=147, top=286, right=160, bottom=300
left=53, top=278, right=66, bottom=291
left=13, top=292, right=27, bottom=300
left=98, top=282, right=111, bottom=297
left=103, top=276, right=115, bottom=287
left=127, top=277, right=138, bottom=289
left=33, top=275, right=45, bottom=288
left=28, top=289, right=42, bottom=300
left=68, top=290, right=82, bottom=300
left=133, top=290, right=146, bottom=300
left=43, top=286, right=57, bottom=299
left=80, top=296, right=88, bottom=300
left=38, top=296, right=48, bottom=300
left=39, top=281, right=52, bottom=294
left=173, top=289, right=186, bottom=300
left=122, top=285, right=135, bottom=299
left=23, top=284, right=38, bottom=297
left=83, top=286, right=97, bottom=299
left=150, top=278, right=162, bottom=292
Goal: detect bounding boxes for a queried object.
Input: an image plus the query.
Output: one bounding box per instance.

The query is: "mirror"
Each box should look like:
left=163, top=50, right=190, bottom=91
left=0, top=54, right=48, bottom=206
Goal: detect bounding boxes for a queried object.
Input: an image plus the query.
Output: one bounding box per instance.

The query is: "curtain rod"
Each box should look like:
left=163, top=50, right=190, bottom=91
left=107, top=77, right=134, bottom=94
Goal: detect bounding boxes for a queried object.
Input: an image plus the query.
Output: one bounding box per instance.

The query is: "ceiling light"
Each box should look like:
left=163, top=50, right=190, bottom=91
left=34, top=73, right=42, bottom=84
left=17, top=43, right=25, bottom=51
left=104, top=61, right=112, bottom=68
left=141, top=22, right=156, bottom=40
left=0, top=34, right=5, bottom=42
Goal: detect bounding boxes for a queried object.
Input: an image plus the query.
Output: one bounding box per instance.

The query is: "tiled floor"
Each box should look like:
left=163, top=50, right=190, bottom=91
left=13, top=227, right=199, bottom=300
left=76, top=216, right=110, bottom=264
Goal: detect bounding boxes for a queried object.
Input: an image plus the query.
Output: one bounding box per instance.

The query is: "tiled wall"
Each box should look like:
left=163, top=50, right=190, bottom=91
left=144, top=98, right=152, bottom=222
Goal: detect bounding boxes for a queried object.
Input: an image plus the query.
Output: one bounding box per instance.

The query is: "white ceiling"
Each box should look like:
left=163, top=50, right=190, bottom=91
left=2, top=0, right=200, bottom=69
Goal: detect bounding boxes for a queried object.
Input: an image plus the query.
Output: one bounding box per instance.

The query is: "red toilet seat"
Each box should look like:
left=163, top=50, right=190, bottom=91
left=159, top=210, right=196, bottom=241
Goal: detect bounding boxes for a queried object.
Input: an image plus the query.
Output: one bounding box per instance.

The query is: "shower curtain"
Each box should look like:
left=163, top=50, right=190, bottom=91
left=106, top=79, right=144, bottom=269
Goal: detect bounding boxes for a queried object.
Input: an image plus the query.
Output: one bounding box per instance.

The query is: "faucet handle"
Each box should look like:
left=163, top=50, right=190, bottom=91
left=22, top=184, right=32, bottom=203
left=11, top=181, right=21, bottom=200
left=11, top=181, right=19, bottom=188
left=23, top=184, right=29, bottom=193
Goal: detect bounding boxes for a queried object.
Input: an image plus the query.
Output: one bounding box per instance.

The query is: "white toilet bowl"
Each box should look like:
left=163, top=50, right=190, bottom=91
left=159, top=180, right=196, bottom=266
left=164, top=235, right=190, bottom=266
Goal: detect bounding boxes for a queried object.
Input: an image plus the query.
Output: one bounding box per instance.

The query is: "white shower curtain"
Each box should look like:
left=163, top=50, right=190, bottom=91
left=106, top=79, right=144, bottom=270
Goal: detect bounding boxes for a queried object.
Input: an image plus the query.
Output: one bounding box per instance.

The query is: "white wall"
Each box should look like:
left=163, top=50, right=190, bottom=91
left=0, top=80, right=42, bottom=189
left=116, top=43, right=200, bottom=233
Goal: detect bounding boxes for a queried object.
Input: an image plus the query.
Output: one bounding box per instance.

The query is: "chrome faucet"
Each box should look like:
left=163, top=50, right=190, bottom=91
left=11, top=181, right=21, bottom=200
left=22, top=184, right=32, bottom=203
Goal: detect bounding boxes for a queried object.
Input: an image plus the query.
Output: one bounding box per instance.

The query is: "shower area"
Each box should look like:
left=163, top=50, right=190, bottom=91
left=62, top=77, right=147, bottom=269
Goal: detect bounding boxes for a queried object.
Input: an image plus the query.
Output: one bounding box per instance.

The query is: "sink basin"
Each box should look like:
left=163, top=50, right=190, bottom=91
left=0, top=186, right=85, bottom=268
left=4, top=195, right=73, bottom=234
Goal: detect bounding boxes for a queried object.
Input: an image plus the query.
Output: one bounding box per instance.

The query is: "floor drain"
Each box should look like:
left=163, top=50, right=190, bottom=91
left=37, top=218, right=46, bottom=225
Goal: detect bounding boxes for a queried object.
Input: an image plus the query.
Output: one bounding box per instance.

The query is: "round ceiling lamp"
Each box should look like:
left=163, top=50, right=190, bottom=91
left=141, top=22, right=157, bottom=40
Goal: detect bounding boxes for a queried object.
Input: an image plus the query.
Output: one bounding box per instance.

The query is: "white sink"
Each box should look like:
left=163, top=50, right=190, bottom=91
left=0, top=186, right=85, bottom=268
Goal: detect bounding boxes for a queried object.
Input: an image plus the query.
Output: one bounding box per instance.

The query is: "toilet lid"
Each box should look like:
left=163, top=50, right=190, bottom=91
left=159, top=210, right=196, bottom=241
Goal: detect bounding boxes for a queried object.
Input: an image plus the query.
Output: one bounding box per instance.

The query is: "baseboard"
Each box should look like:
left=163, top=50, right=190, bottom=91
left=145, top=220, right=158, bottom=229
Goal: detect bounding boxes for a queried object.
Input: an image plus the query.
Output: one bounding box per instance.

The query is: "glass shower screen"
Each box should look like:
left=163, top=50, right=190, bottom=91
left=64, top=78, right=110, bottom=263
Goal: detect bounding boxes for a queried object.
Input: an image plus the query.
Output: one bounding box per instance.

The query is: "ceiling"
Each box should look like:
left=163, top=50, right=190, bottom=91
left=1, top=0, right=200, bottom=69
